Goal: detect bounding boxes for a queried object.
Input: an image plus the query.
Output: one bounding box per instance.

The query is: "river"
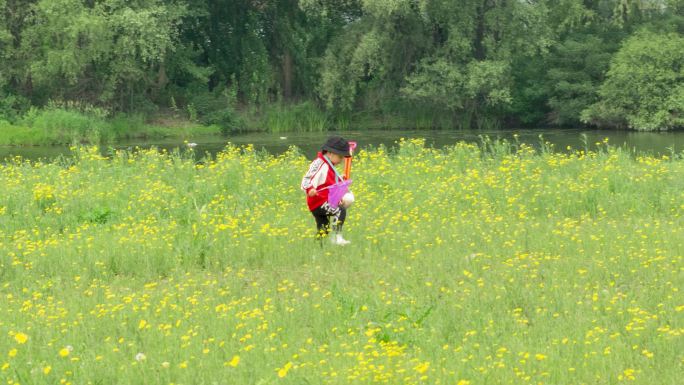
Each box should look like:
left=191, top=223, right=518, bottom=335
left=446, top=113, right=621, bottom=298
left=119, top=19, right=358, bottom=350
left=2, top=128, right=684, bottom=162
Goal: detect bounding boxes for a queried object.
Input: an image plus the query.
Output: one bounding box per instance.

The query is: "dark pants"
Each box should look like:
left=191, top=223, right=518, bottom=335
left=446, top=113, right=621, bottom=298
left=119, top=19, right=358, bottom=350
left=311, top=202, right=346, bottom=238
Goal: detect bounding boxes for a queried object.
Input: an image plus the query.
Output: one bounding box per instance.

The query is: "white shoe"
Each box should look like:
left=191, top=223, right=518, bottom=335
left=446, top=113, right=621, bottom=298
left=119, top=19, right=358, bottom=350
left=330, top=233, right=351, bottom=246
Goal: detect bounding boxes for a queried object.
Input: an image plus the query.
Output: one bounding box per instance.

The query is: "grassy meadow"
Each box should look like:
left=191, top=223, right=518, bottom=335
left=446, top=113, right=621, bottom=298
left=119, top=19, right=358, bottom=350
left=0, top=139, right=682, bottom=384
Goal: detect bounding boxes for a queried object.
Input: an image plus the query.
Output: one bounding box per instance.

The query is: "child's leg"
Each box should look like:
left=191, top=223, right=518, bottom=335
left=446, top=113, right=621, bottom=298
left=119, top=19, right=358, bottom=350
left=311, top=207, right=331, bottom=238
left=331, top=207, right=347, bottom=232
left=314, top=203, right=350, bottom=245
left=328, top=205, right=350, bottom=245
left=316, top=203, right=344, bottom=228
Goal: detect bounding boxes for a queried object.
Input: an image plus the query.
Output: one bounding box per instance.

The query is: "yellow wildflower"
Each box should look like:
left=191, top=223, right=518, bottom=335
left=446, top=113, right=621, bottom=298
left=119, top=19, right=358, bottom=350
left=414, top=361, right=430, bottom=374
left=226, top=355, right=240, bottom=367
left=14, top=333, right=28, bottom=344
left=277, top=362, right=292, bottom=378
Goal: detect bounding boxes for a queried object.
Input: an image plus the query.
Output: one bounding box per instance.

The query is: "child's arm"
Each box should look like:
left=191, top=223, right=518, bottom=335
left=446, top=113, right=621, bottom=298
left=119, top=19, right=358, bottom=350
left=301, top=158, right=327, bottom=195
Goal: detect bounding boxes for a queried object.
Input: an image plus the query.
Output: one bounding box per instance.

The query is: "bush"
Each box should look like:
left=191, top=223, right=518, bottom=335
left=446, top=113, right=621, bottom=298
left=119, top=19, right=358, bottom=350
left=184, top=85, right=242, bottom=133
left=0, top=93, right=31, bottom=123
left=204, top=108, right=241, bottom=134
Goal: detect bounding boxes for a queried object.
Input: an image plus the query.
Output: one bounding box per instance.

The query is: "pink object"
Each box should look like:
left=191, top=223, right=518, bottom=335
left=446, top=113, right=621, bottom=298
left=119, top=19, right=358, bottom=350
left=326, top=179, right=352, bottom=209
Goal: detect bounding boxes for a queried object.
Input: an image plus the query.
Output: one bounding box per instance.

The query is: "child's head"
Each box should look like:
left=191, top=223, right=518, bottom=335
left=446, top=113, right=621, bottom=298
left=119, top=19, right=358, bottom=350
left=321, top=136, right=350, bottom=165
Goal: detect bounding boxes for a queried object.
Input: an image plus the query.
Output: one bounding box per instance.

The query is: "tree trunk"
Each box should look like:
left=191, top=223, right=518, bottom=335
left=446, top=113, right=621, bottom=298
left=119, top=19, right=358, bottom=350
left=282, top=50, right=293, bottom=100
left=474, top=0, right=487, bottom=60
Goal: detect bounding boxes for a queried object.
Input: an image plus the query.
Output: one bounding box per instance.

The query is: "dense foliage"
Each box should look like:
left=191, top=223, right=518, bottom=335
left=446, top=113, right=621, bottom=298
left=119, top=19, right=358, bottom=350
left=0, top=0, right=683, bottom=130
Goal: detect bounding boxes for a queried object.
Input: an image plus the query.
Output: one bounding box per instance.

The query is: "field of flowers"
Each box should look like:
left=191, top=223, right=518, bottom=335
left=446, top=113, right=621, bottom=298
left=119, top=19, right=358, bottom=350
left=0, top=139, right=682, bottom=385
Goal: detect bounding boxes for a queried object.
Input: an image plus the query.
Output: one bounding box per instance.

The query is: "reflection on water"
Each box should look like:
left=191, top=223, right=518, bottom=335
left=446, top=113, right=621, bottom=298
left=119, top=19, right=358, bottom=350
left=2, top=129, right=684, bottom=162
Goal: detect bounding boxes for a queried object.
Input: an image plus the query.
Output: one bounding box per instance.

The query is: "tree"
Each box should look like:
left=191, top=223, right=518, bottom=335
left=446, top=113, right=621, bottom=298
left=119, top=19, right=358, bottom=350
left=581, top=30, right=684, bottom=130
left=17, top=0, right=188, bottom=110
left=0, top=0, right=11, bottom=91
left=175, top=0, right=359, bottom=106
left=0, top=0, right=33, bottom=119
left=544, top=33, right=618, bottom=126
left=400, top=0, right=552, bottom=128
left=512, top=0, right=675, bottom=127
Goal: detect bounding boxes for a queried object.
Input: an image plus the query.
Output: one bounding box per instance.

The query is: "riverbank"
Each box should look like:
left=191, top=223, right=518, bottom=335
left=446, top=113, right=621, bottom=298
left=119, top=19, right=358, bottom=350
left=5, top=127, right=684, bottom=163
left=0, top=102, right=487, bottom=147
left=3, top=103, right=683, bottom=150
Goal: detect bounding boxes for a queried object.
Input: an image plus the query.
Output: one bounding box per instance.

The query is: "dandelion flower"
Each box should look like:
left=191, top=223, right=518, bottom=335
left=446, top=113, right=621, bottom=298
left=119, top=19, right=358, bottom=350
left=135, top=352, right=146, bottom=362
left=14, top=333, right=28, bottom=344
left=414, top=362, right=430, bottom=374
left=59, top=348, right=70, bottom=357
left=226, top=355, right=240, bottom=367
left=277, top=362, right=292, bottom=378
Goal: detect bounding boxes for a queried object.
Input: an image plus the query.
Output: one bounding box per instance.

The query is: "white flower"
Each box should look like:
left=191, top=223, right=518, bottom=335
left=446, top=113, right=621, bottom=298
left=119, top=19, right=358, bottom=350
left=135, top=352, right=147, bottom=362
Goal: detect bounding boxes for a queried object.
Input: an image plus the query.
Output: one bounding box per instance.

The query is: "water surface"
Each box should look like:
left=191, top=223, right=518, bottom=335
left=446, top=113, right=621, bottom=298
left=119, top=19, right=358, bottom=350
left=2, top=128, right=683, bottom=162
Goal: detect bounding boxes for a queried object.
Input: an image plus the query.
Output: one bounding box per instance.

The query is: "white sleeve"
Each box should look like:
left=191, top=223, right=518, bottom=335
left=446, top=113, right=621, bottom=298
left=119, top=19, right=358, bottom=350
left=301, top=159, right=328, bottom=191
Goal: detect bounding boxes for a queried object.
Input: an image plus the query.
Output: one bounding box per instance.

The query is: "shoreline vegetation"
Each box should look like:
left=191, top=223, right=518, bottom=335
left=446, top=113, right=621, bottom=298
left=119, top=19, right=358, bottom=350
left=0, top=102, right=493, bottom=147
left=5, top=102, right=683, bottom=149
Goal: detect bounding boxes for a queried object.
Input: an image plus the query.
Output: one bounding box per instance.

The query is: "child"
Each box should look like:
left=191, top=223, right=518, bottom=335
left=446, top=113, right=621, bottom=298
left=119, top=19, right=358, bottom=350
left=301, top=136, right=352, bottom=245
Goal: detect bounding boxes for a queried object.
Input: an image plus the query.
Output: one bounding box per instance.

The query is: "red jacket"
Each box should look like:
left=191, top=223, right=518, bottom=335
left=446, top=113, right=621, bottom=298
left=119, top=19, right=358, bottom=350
left=301, top=152, right=341, bottom=211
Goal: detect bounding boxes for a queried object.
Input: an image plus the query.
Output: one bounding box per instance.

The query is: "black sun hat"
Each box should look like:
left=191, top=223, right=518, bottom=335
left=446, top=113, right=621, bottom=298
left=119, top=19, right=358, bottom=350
left=322, top=136, right=351, bottom=157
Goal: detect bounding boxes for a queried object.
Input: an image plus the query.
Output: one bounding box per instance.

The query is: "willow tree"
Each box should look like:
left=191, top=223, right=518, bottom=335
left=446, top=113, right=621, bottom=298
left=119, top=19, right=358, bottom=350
left=174, top=0, right=358, bottom=107
left=15, top=0, right=188, bottom=110
left=0, top=0, right=37, bottom=118
left=0, top=0, right=10, bottom=104
left=318, top=0, right=554, bottom=128
left=319, top=1, right=427, bottom=113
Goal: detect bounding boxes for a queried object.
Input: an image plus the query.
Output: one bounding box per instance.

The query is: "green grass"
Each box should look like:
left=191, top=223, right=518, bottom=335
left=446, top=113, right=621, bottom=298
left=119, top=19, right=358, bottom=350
left=0, top=120, right=55, bottom=145
left=0, top=140, right=682, bottom=384
left=242, top=101, right=329, bottom=133
left=0, top=109, right=221, bottom=146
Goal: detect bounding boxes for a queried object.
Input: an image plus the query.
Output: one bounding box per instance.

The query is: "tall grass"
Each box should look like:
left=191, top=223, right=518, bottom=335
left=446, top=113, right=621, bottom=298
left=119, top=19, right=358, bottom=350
left=0, top=120, right=54, bottom=145
left=245, top=101, right=329, bottom=132
left=0, top=107, right=221, bottom=146
left=0, top=141, right=682, bottom=384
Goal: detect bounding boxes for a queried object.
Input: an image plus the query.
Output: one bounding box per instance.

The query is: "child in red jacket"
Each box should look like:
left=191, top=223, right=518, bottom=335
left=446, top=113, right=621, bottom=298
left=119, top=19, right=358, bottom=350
left=301, top=136, right=352, bottom=245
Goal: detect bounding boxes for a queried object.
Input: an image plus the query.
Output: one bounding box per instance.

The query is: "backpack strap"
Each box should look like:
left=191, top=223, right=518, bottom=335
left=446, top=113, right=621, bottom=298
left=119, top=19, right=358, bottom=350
left=323, top=155, right=343, bottom=183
